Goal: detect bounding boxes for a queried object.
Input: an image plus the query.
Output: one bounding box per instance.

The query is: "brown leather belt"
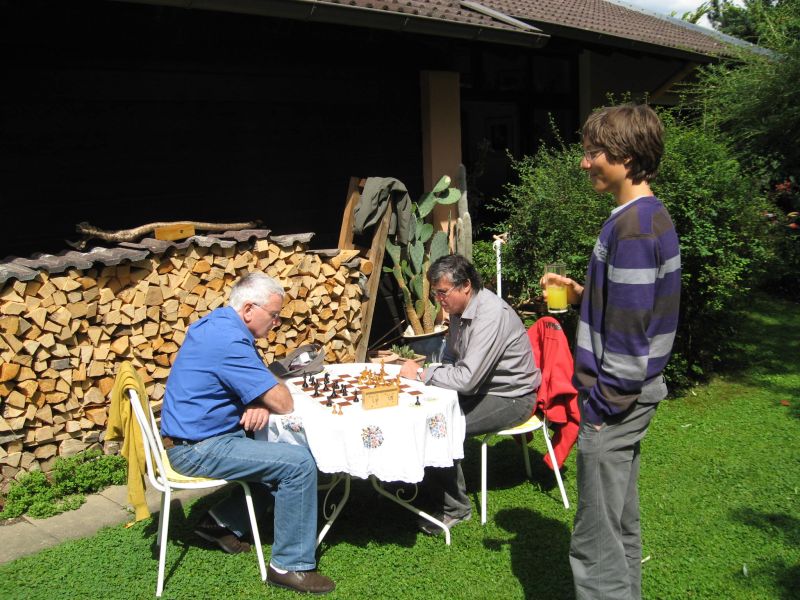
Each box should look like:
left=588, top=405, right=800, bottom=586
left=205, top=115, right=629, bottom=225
left=162, top=436, right=195, bottom=449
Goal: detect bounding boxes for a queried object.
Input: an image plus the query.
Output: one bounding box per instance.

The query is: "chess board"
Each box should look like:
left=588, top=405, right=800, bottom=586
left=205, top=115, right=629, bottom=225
left=287, top=366, right=424, bottom=410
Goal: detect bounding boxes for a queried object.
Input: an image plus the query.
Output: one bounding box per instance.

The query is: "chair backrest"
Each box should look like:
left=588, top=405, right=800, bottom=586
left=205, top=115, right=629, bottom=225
left=126, top=388, right=170, bottom=492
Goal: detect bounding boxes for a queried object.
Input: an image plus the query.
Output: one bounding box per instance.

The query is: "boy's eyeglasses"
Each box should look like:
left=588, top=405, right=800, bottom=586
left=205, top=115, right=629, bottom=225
left=583, top=148, right=605, bottom=162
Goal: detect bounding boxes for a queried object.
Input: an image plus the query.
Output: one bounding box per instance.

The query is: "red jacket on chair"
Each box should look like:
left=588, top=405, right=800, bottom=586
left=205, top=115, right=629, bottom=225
left=527, top=317, right=580, bottom=470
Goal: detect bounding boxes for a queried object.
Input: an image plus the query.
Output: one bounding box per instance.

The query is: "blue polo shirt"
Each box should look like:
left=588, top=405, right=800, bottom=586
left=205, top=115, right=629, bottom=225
left=161, top=306, right=278, bottom=441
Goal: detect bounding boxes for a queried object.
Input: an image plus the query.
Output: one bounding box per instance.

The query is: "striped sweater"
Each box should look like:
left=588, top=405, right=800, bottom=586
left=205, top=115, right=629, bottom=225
left=574, top=196, right=681, bottom=424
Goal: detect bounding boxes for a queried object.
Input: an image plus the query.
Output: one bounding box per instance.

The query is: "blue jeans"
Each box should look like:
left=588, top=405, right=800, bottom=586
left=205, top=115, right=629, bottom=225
left=166, top=430, right=318, bottom=571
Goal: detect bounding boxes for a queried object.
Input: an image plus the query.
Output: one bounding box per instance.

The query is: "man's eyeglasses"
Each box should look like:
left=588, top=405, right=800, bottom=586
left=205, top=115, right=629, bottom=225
left=251, top=303, right=281, bottom=322
left=583, top=148, right=605, bottom=162
left=431, top=284, right=459, bottom=300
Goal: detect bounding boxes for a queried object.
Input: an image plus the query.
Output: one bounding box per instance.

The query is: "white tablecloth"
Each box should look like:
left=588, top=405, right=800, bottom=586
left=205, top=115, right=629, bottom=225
left=259, top=363, right=465, bottom=484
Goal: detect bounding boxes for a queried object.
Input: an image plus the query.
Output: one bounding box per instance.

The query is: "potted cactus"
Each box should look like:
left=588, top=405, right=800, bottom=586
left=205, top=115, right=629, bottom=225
left=383, top=175, right=461, bottom=349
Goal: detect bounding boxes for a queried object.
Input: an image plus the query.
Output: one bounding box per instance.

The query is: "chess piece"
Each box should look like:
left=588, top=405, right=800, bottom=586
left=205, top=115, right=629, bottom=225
left=310, top=376, right=316, bottom=386
left=415, top=397, right=421, bottom=406
left=329, top=387, right=338, bottom=400
left=353, top=391, right=359, bottom=403
left=340, top=384, right=347, bottom=396
left=323, top=380, right=329, bottom=391
left=313, top=382, right=319, bottom=396
left=324, top=372, right=330, bottom=384
left=302, top=374, right=308, bottom=388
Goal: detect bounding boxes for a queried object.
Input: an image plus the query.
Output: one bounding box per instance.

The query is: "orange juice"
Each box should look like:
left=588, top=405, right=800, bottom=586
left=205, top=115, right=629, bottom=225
left=546, top=284, right=568, bottom=313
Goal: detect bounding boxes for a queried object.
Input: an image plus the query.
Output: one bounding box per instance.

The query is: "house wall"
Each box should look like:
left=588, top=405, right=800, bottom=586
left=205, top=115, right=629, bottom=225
left=579, top=49, right=691, bottom=122
left=1, top=1, right=439, bottom=258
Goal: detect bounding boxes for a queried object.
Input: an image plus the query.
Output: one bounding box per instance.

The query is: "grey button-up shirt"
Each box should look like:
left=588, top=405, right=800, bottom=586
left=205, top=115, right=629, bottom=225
left=423, top=288, right=541, bottom=398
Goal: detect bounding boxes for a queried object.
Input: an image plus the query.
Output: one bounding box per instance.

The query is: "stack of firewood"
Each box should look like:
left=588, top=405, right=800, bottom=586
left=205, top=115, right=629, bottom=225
left=0, top=237, right=366, bottom=493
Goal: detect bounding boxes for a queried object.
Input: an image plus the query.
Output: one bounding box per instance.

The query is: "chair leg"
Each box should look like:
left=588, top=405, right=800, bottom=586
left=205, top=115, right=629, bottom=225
left=480, top=434, right=491, bottom=525
left=541, top=419, right=569, bottom=509
left=156, top=489, right=167, bottom=547
left=156, top=488, right=172, bottom=597
left=239, top=482, right=267, bottom=582
left=520, top=433, right=532, bottom=480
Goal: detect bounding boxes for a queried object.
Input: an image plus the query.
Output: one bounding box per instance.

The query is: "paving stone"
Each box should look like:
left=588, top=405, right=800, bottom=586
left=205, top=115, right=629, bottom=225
left=0, top=520, right=62, bottom=564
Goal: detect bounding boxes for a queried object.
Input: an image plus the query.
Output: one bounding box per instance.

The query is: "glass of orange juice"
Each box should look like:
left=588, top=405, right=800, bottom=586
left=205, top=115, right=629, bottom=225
left=544, top=262, right=568, bottom=313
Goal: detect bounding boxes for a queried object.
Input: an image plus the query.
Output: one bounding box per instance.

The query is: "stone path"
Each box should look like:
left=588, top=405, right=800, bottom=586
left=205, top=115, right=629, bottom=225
left=0, top=485, right=209, bottom=564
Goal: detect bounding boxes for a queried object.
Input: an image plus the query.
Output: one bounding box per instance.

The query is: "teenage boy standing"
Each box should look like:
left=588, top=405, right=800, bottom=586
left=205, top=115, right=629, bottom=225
left=542, top=104, right=681, bottom=600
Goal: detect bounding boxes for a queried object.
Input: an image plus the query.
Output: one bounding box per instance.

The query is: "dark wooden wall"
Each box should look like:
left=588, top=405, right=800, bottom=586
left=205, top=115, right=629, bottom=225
left=1, top=0, right=445, bottom=257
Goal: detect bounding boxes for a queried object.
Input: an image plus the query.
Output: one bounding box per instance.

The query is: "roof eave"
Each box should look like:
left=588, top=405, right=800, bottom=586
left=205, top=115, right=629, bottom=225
left=107, top=0, right=550, bottom=48
left=525, top=20, right=724, bottom=63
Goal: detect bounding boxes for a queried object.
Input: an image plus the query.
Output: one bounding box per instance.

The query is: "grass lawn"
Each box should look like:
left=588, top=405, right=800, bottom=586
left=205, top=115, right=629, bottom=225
left=1, top=294, right=798, bottom=599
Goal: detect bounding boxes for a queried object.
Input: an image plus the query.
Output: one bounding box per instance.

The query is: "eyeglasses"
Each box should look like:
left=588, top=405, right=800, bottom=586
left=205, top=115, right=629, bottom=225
left=251, top=303, right=281, bottom=322
left=583, top=148, right=605, bottom=162
left=431, top=284, right=459, bottom=300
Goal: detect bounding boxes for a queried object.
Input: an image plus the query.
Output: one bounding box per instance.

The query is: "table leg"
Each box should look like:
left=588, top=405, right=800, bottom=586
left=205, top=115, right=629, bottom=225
left=316, top=473, right=351, bottom=547
left=368, top=475, right=451, bottom=545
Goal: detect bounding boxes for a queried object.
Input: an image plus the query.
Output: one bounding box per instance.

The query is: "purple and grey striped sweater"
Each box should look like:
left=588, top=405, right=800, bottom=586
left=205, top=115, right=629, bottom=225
left=574, top=196, right=681, bottom=424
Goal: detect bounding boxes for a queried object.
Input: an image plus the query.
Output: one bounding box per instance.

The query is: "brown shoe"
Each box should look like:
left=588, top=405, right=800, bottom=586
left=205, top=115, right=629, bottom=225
left=267, top=565, right=335, bottom=594
left=193, top=514, right=251, bottom=554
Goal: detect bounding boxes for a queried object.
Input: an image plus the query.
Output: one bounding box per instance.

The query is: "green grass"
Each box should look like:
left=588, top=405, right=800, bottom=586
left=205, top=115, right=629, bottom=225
left=1, top=294, right=798, bottom=599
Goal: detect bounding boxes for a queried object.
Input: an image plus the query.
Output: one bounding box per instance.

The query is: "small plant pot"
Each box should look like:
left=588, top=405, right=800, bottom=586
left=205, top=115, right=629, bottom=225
left=368, top=350, right=400, bottom=364
left=402, top=325, right=448, bottom=363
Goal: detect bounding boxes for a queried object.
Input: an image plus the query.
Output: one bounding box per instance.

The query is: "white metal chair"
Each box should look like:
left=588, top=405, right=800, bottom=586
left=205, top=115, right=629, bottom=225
left=480, top=412, right=570, bottom=524
left=126, top=388, right=267, bottom=597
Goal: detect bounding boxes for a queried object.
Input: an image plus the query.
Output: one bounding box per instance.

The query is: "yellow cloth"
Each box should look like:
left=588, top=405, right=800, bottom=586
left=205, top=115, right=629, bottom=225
left=106, top=362, right=150, bottom=522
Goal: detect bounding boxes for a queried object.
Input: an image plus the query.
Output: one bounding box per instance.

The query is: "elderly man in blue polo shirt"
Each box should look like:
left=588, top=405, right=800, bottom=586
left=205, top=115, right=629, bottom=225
left=161, top=272, right=334, bottom=595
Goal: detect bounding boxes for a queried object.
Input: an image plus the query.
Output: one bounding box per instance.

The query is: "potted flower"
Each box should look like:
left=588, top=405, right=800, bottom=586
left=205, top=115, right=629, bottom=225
left=384, top=175, right=461, bottom=359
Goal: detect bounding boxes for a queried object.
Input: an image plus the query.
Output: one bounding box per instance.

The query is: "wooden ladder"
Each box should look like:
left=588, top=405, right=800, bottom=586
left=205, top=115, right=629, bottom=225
left=338, top=177, right=393, bottom=363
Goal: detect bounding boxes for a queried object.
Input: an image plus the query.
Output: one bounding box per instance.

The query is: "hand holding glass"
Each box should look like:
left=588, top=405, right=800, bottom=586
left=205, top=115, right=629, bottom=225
left=544, top=262, right=568, bottom=313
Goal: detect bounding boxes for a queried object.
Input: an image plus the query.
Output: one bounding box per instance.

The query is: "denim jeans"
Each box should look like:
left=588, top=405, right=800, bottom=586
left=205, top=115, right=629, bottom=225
left=166, top=430, right=318, bottom=571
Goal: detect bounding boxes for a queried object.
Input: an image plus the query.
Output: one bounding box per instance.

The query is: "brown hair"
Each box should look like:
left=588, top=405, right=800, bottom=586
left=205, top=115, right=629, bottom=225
left=582, top=103, right=664, bottom=183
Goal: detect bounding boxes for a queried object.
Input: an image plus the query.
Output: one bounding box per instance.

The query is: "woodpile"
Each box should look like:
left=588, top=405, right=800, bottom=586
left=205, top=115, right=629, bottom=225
left=0, top=236, right=367, bottom=493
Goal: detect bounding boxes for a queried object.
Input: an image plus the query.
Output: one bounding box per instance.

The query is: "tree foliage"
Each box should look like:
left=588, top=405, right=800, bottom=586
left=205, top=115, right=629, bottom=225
left=688, top=0, right=800, bottom=184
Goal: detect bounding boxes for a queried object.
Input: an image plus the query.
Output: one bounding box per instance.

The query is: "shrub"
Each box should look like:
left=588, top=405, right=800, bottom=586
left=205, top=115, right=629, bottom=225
left=0, top=450, right=127, bottom=520
left=492, top=140, right=610, bottom=303
left=492, top=110, right=773, bottom=389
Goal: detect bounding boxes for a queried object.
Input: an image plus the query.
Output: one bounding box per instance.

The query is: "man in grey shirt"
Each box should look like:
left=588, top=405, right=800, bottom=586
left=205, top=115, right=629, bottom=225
left=399, top=254, right=541, bottom=533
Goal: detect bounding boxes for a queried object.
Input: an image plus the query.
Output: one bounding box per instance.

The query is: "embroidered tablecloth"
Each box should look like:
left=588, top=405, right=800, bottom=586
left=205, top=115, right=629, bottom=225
left=259, top=363, right=465, bottom=483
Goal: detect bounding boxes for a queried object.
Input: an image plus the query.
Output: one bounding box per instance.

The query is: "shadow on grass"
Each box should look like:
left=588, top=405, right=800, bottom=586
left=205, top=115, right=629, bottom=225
left=720, top=296, right=800, bottom=416
left=463, top=437, right=569, bottom=498
left=731, top=507, right=800, bottom=599
left=485, top=507, right=573, bottom=599
left=139, top=486, right=276, bottom=587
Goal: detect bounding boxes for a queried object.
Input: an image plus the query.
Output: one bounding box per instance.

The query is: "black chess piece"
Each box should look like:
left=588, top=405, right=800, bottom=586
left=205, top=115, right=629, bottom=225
left=313, top=382, right=319, bottom=396
left=324, top=372, right=330, bottom=384
left=323, top=380, right=329, bottom=391
left=325, top=399, right=332, bottom=407
left=302, top=374, right=309, bottom=387
left=340, top=384, right=347, bottom=395
left=310, top=376, right=316, bottom=386
left=415, top=397, right=421, bottom=406
left=329, top=387, right=338, bottom=400
left=353, top=391, right=359, bottom=403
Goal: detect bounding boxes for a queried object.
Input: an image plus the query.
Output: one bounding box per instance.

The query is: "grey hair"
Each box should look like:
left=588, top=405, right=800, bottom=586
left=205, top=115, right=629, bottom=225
left=427, top=254, right=483, bottom=290
left=228, top=272, right=285, bottom=310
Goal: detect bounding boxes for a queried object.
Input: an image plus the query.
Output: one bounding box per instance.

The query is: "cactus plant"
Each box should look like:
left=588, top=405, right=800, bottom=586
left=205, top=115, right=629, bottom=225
left=384, top=175, right=461, bottom=336
left=453, top=163, right=473, bottom=261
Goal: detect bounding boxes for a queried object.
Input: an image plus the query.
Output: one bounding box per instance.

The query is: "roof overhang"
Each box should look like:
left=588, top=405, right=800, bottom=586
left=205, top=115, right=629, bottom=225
left=108, top=0, right=550, bottom=48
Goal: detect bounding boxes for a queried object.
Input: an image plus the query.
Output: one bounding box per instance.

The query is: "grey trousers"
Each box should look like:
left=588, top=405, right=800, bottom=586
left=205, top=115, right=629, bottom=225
left=570, top=378, right=666, bottom=600
left=426, top=391, right=536, bottom=518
